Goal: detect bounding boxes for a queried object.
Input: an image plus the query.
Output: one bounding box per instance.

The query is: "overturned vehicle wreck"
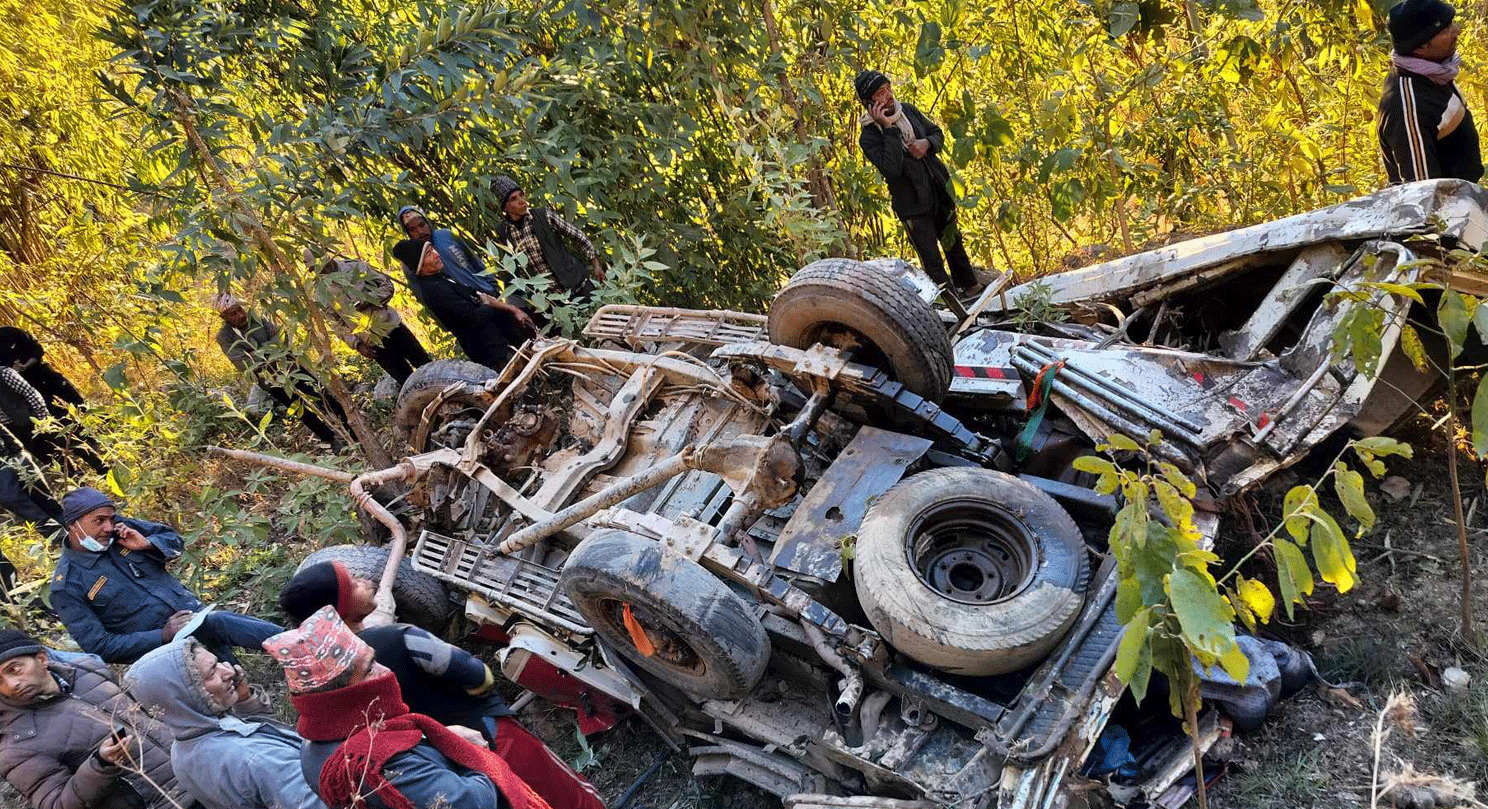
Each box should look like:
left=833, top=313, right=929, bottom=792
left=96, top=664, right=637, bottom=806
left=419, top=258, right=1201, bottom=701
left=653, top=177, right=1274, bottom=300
left=239, top=180, right=1488, bottom=808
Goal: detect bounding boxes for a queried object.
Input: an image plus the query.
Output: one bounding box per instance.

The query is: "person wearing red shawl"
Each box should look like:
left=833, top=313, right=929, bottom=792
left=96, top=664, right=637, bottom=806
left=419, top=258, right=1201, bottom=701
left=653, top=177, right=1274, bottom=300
left=263, top=606, right=553, bottom=809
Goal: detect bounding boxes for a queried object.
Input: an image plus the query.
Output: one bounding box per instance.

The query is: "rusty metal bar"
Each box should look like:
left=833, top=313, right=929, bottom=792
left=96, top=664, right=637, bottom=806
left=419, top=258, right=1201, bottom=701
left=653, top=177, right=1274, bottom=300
left=350, top=462, right=417, bottom=627
left=496, top=448, right=696, bottom=554
left=205, top=446, right=355, bottom=483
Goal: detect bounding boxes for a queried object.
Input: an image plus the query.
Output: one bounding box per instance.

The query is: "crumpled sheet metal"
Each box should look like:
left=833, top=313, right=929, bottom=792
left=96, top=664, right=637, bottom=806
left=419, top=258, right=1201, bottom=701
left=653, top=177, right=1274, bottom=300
left=986, top=179, right=1488, bottom=312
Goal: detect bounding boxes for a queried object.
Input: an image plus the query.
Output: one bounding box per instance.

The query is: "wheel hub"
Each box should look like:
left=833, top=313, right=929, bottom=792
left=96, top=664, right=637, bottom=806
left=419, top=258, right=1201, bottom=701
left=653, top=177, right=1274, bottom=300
left=909, top=503, right=1038, bottom=605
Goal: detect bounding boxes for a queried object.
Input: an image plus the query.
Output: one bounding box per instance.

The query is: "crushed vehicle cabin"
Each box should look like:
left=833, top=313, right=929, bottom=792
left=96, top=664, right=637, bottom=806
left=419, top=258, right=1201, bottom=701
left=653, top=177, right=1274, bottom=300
left=228, top=179, right=1488, bottom=809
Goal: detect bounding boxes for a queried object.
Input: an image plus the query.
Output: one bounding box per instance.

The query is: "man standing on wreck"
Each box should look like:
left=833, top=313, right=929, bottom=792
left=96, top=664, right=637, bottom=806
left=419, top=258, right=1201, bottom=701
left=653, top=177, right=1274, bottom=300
left=1377, top=0, right=1483, bottom=184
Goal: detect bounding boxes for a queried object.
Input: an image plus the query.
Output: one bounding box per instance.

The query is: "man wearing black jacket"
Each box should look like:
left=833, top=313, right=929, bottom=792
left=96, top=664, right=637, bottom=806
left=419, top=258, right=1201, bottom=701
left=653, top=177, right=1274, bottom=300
left=1377, top=0, right=1482, bottom=184
left=393, top=239, right=535, bottom=371
left=855, top=70, right=982, bottom=296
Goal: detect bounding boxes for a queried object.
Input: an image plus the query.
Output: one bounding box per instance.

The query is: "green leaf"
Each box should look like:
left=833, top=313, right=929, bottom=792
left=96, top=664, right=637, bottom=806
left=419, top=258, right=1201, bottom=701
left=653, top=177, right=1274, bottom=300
left=1309, top=510, right=1358, bottom=593
left=1115, top=607, right=1153, bottom=703
left=1473, top=374, right=1488, bottom=456
left=1154, top=480, right=1196, bottom=542
left=1282, top=485, right=1317, bottom=543
left=1103, top=433, right=1142, bottom=453
left=1400, top=324, right=1428, bottom=372
left=1168, top=568, right=1237, bottom=661
left=1475, top=302, right=1488, bottom=342
left=1217, top=639, right=1252, bottom=683
left=103, top=362, right=128, bottom=392
left=1332, top=462, right=1376, bottom=533
left=1236, top=575, right=1275, bottom=625
left=1362, top=281, right=1426, bottom=305
left=1348, top=306, right=1384, bottom=376
left=1158, top=462, right=1197, bottom=498
left=1273, top=538, right=1313, bottom=619
left=1072, top=456, right=1116, bottom=476
left=1109, top=1, right=1141, bottom=36
left=1439, top=290, right=1472, bottom=359
left=1353, top=436, right=1413, bottom=459
left=1228, top=588, right=1256, bottom=632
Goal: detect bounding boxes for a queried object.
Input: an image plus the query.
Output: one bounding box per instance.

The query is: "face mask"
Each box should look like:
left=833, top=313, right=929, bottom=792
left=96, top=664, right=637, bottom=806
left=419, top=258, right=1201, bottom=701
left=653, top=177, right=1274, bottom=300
left=78, top=533, right=113, bottom=553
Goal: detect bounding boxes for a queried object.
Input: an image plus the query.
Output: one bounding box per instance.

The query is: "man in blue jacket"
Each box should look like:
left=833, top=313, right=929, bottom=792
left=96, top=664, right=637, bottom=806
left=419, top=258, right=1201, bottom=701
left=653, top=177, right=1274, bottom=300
left=49, top=488, right=283, bottom=664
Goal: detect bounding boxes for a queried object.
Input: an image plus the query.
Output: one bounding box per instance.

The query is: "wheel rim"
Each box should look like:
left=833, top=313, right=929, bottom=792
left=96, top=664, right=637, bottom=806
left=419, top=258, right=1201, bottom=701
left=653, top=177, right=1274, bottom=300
left=594, top=597, right=707, bottom=677
left=906, top=501, right=1038, bottom=605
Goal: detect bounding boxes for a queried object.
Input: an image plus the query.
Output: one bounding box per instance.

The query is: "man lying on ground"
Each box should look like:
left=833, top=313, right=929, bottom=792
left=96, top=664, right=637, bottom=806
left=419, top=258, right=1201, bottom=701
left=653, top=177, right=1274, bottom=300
left=279, top=563, right=604, bottom=809
left=265, top=606, right=553, bottom=809
left=0, top=629, right=193, bottom=809
left=51, top=487, right=283, bottom=664
left=126, top=637, right=326, bottom=809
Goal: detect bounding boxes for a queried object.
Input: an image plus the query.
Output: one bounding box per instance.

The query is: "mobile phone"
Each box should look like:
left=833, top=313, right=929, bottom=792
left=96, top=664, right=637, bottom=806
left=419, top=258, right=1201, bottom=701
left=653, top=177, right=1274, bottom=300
left=109, top=720, right=130, bottom=744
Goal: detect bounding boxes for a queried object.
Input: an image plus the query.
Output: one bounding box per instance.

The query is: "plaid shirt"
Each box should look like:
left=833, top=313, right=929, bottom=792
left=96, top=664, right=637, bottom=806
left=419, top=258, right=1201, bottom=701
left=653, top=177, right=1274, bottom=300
left=507, top=210, right=596, bottom=278
left=0, top=366, right=47, bottom=425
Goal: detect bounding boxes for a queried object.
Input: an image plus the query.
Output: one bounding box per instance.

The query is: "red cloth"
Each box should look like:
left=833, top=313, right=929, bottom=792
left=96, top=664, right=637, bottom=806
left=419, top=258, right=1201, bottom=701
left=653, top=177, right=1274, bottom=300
left=493, top=718, right=605, bottom=809
left=330, top=562, right=357, bottom=622
left=293, top=672, right=553, bottom=809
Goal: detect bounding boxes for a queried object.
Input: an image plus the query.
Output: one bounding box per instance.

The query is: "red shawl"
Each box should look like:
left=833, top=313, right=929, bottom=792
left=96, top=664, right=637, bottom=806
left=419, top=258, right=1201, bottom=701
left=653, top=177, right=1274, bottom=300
left=293, top=672, right=551, bottom=809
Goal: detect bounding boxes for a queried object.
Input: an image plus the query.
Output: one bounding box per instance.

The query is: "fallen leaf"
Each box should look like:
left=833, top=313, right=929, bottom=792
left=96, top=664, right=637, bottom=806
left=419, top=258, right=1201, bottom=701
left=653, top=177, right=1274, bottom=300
left=1380, top=475, right=1412, bottom=502
left=1320, top=685, right=1363, bottom=710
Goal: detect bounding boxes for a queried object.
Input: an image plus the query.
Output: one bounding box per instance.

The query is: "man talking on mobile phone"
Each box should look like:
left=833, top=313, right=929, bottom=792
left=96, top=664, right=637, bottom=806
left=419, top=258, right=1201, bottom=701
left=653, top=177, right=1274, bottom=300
left=855, top=70, right=986, bottom=298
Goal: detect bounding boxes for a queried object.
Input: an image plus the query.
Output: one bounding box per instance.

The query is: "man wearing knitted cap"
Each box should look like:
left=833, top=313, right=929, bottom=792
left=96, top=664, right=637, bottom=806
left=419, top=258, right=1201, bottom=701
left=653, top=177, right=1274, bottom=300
left=50, top=486, right=283, bottom=663
left=394, top=238, right=535, bottom=371
left=854, top=70, right=985, bottom=298
left=1378, top=0, right=1482, bottom=183
left=0, top=629, right=191, bottom=809
left=212, top=292, right=351, bottom=448
left=492, top=177, right=605, bottom=300
left=279, top=564, right=603, bottom=809
left=265, top=606, right=556, bottom=809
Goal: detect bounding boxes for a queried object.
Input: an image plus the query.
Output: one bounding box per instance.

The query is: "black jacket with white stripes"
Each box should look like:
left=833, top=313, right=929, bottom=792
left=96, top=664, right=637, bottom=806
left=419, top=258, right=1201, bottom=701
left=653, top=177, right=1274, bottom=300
left=1377, top=67, right=1483, bottom=184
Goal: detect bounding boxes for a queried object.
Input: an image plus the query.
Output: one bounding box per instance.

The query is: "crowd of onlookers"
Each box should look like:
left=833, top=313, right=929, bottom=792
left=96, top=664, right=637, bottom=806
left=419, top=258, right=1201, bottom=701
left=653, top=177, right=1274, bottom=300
left=0, top=487, right=602, bottom=809
left=0, top=181, right=611, bottom=809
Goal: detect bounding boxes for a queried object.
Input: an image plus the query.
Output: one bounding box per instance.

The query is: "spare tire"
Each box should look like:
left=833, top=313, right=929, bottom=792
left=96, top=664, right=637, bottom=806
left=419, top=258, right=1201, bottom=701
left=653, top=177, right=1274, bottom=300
left=296, top=544, right=452, bottom=630
left=562, top=529, right=769, bottom=699
left=854, top=468, right=1088, bottom=676
left=394, top=359, right=501, bottom=451
left=769, top=258, right=954, bottom=402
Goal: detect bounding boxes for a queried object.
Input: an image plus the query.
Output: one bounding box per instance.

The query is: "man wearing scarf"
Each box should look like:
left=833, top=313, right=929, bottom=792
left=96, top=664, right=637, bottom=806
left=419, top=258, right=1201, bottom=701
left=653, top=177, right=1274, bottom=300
left=1377, top=0, right=1482, bottom=183
left=396, top=206, right=499, bottom=300
left=393, top=239, right=535, bottom=371
left=125, top=638, right=326, bottom=809
left=279, top=563, right=604, bottom=809
left=265, top=606, right=554, bottom=809
left=854, top=70, right=984, bottom=297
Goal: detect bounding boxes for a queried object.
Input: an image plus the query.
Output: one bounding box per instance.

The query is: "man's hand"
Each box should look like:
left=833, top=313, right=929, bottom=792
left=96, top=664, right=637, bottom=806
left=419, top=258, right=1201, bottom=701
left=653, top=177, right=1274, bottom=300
left=504, top=304, right=537, bottom=337
left=98, top=734, right=134, bottom=768
left=869, top=99, right=894, bottom=127
left=446, top=725, right=487, bottom=747
left=115, top=524, right=152, bottom=552
left=590, top=257, right=606, bottom=284
left=476, top=291, right=502, bottom=309
left=232, top=664, right=251, bottom=701
left=907, top=138, right=930, bottom=159
left=161, top=610, right=194, bottom=643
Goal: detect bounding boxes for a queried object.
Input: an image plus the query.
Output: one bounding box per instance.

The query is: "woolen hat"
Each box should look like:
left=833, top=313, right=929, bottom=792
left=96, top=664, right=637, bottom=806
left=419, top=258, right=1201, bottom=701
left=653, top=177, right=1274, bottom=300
left=211, top=291, right=243, bottom=314
left=0, top=630, right=42, bottom=664
left=392, top=238, right=431, bottom=274
left=263, top=605, right=376, bottom=694
left=1389, top=0, right=1455, bottom=54
left=493, top=176, right=522, bottom=209
left=61, top=487, right=114, bottom=526
left=854, top=70, right=890, bottom=105
left=279, top=561, right=356, bottom=625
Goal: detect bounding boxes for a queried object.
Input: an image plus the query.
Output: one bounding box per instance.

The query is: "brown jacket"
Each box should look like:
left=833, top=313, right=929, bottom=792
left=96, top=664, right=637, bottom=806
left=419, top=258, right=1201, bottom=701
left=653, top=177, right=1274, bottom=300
left=0, top=653, right=184, bottom=809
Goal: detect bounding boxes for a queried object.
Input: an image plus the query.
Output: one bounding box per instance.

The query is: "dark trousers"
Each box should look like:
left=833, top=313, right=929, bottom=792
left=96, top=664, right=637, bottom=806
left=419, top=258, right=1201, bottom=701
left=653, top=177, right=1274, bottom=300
left=367, top=323, right=432, bottom=385
left=196, top=611, right=283, bottom=664
left=0, top=465, right=62, bottom=591
left=262, top=379, right=351, bottom=446
left=904, top=207, right=977, bottom=292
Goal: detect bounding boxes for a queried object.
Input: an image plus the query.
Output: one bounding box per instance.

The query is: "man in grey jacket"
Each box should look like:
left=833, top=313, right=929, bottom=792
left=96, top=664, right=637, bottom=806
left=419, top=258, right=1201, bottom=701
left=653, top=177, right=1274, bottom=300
left=0, top=630, right=191, bottom=809
left=126, top=638, right=325, bottom=809
left=313, top=254, right=430, bottom=385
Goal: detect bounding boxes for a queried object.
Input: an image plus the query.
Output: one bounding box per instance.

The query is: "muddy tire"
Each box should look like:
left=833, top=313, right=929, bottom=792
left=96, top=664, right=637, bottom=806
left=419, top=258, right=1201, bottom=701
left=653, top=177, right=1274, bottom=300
left=561, top=529, right=769, bottom=699
left=393, top=359, right=501, bottom=449
left=296, top=544, right=452, bottom=630
left=768, top=258, right=954, bottom=402
left=854, top=468, right=1088, bottom=676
